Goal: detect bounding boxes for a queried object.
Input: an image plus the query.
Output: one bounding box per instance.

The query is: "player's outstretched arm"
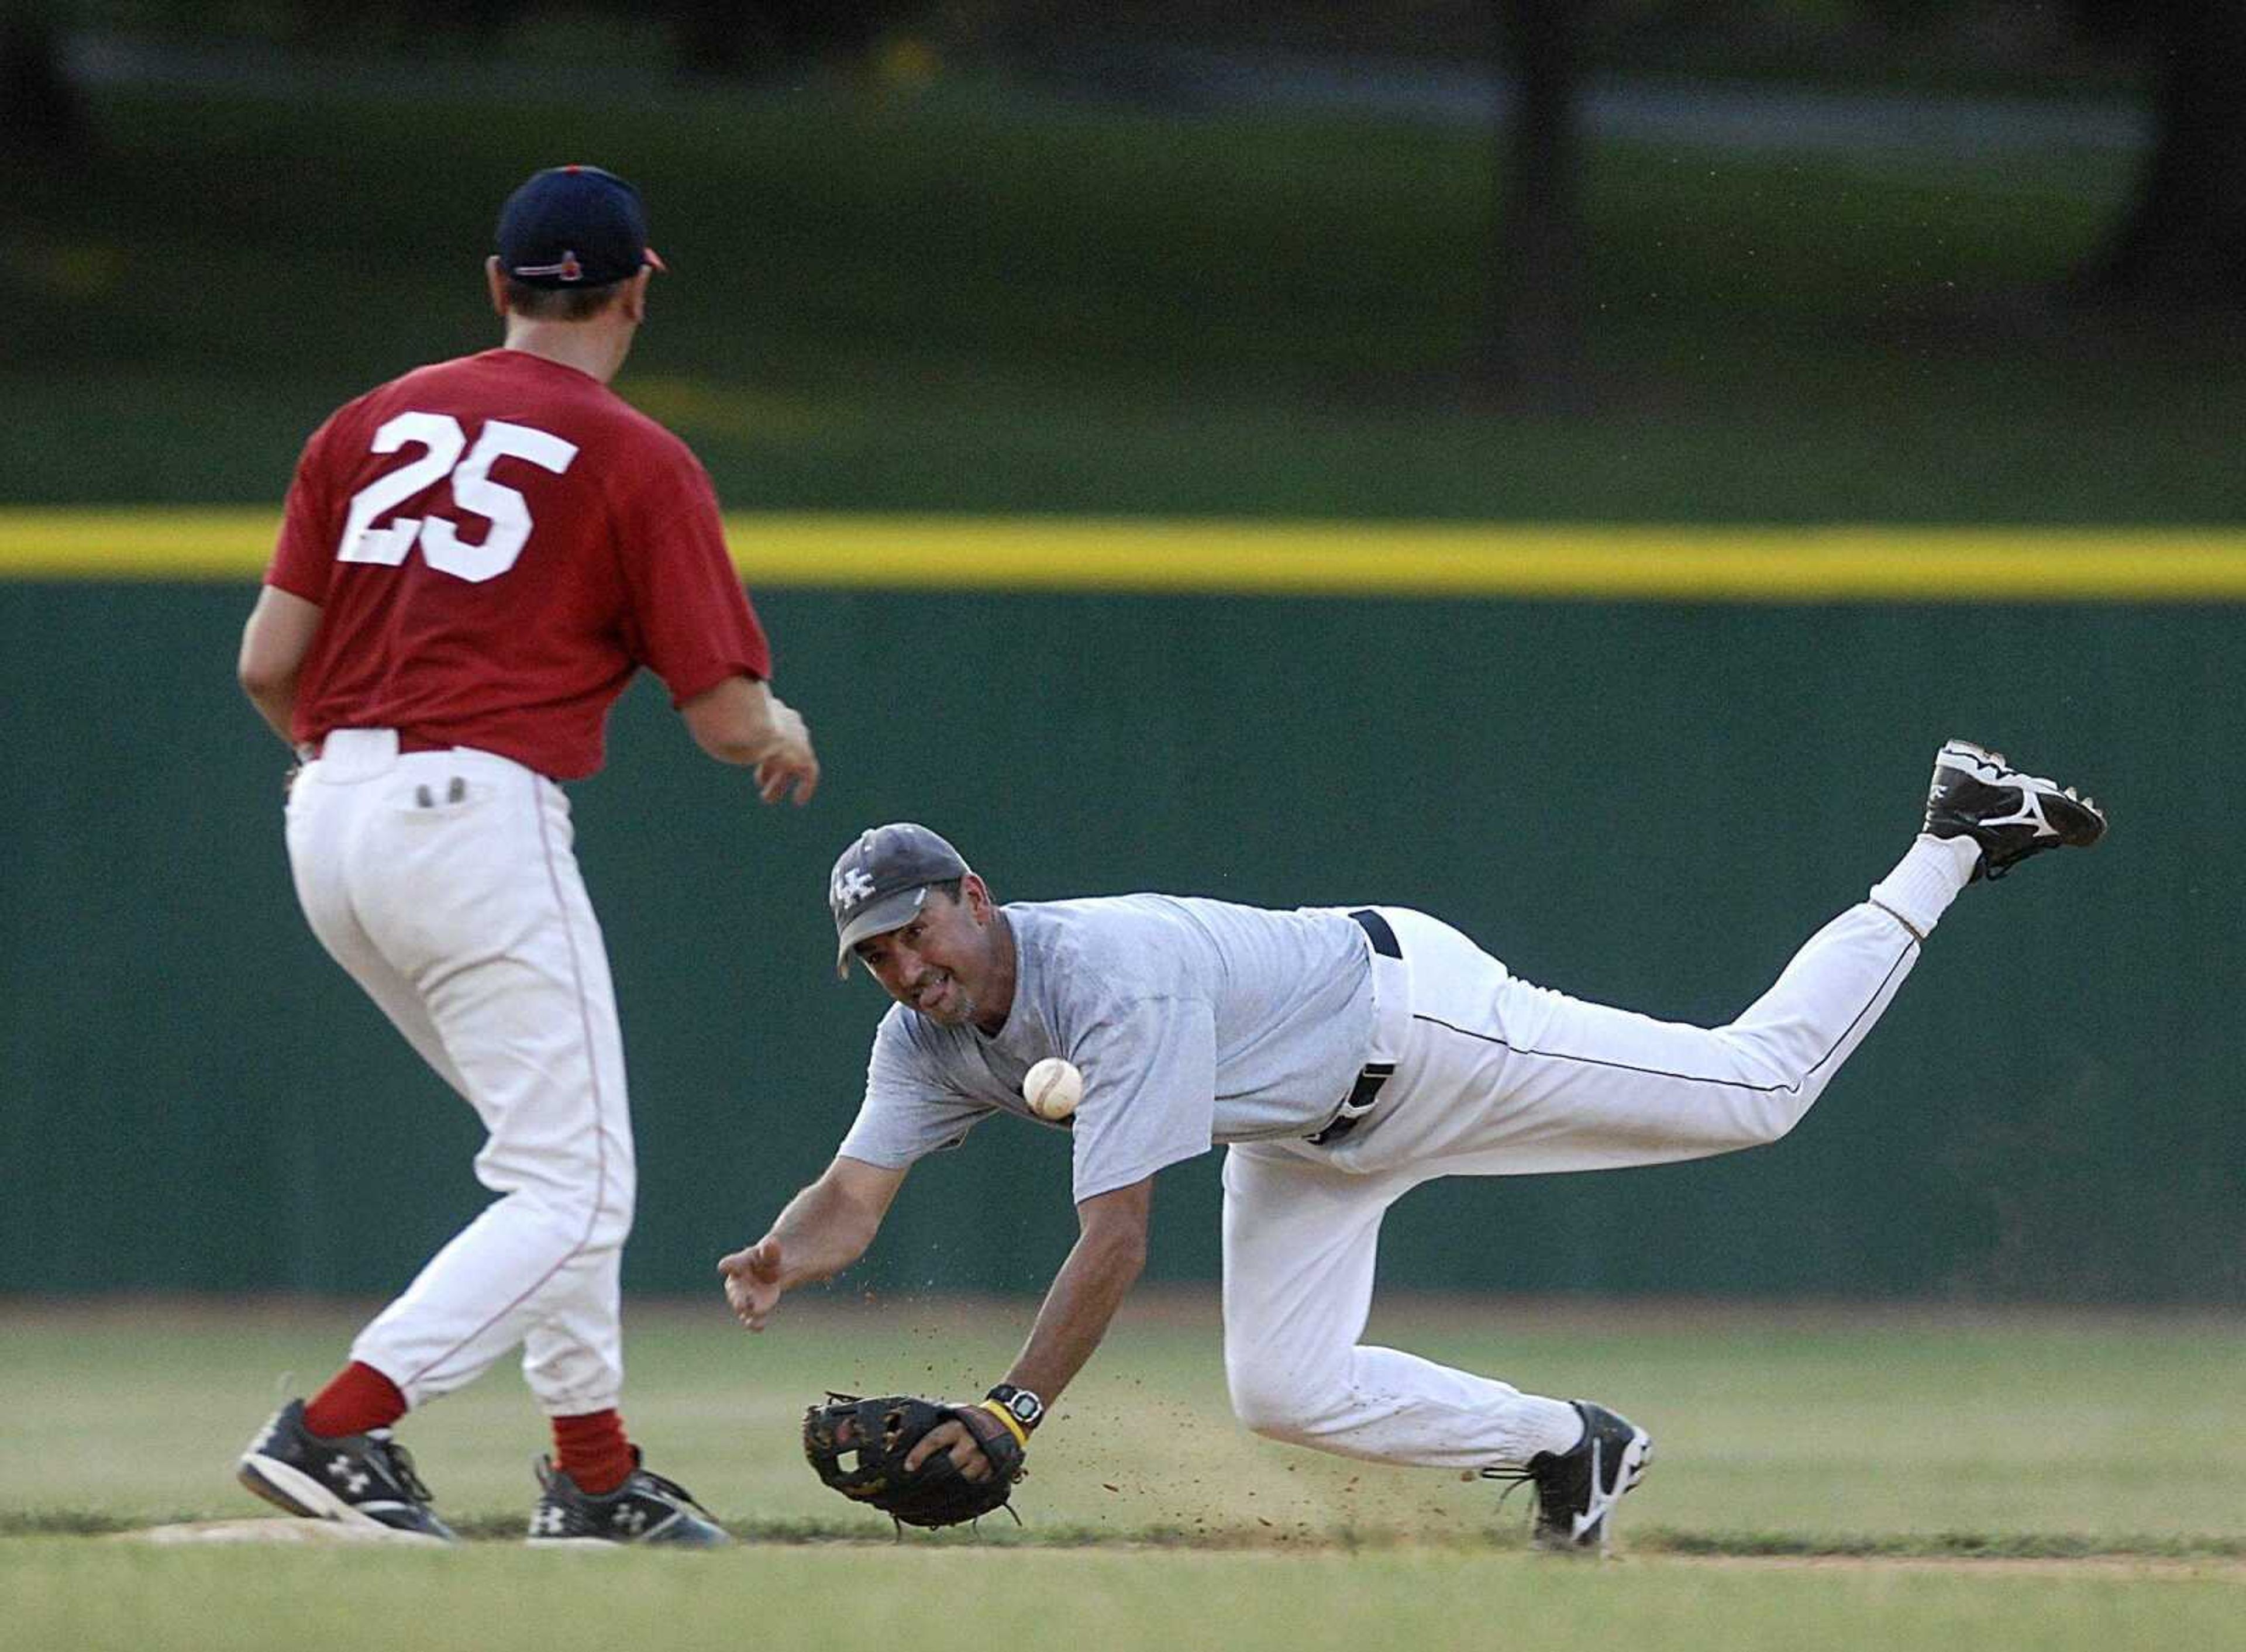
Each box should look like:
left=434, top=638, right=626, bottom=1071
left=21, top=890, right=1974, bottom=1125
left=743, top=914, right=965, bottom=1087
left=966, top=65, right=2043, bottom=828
left=1002, top=1175, right=1153, bottom=1401
left=902, top=1175, right=1153, bottom=1482
left=718, top=1154, right=904, bottom=1330
left=679, top=675, right=821, bottom=803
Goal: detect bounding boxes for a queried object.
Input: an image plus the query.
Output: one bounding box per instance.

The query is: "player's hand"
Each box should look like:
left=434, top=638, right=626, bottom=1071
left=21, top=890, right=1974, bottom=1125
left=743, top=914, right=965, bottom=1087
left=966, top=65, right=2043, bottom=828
left=901, top=1416, right=999, bottom=1482
left=716, top=1236, right=788, bottom=1330
left=755, top=696, right=819, bottom=806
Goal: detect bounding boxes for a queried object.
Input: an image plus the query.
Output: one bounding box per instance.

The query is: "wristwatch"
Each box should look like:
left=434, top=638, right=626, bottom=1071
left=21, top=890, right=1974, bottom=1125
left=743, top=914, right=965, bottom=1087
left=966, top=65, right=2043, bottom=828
left=985, top=1384, right=1045, bottom=1433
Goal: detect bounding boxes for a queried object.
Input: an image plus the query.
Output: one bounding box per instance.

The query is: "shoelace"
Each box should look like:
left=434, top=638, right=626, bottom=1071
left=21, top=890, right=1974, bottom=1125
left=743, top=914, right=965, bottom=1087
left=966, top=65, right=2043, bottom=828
left=1477, top=1465, right=1541, bottom=1521
left=366, top=1433, right=438, bottom=1506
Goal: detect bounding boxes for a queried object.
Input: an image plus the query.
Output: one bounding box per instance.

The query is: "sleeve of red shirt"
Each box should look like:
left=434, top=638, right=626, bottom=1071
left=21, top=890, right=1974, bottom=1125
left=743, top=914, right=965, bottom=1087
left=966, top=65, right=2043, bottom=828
left=266, top=410, right=347, bottom=603
left=622, top=448, right=773, bottom=705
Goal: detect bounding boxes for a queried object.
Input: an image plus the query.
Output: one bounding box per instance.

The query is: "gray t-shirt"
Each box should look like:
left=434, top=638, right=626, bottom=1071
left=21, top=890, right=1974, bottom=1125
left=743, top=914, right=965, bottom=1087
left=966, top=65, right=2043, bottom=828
left=838, top=896, right=1376, bottom=1201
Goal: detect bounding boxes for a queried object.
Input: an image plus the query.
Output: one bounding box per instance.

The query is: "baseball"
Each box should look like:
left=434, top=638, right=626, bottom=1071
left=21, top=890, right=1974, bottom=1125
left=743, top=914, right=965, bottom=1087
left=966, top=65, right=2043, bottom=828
left=1022, top=1057, right=1083, bottom=1122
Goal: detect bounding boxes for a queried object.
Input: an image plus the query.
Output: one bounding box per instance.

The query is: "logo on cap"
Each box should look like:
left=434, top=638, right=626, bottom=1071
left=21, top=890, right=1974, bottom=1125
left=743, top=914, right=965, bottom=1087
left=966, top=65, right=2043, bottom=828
left=826, top=822, right=973, bottom=978
left=512, top=250, right=585, bottom=283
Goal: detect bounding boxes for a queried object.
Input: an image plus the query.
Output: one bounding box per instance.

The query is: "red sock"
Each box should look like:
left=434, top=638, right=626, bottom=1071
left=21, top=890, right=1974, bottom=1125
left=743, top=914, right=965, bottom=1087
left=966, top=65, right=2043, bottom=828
left=552, top=1410, right=635, bottom=1495
left=302, top=1361, right=407, bottom=1439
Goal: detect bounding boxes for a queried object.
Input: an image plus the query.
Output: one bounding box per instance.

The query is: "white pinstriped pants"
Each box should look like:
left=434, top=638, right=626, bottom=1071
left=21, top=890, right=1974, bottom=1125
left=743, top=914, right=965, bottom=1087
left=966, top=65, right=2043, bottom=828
left=285, top=729, right=633, bottom=1415
left=1222, top=900, right=1920, bottom=1470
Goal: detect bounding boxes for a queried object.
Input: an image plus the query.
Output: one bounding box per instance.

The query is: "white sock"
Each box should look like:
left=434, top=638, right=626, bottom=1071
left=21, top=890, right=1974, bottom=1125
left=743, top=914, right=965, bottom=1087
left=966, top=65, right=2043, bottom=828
left=1868, top=834, right=1981, bottom=939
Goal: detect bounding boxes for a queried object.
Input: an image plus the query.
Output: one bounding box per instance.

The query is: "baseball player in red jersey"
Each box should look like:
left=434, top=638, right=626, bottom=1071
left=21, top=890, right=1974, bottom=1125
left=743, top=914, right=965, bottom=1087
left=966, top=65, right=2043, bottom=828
left=232, top=164, right=818, bottom=1546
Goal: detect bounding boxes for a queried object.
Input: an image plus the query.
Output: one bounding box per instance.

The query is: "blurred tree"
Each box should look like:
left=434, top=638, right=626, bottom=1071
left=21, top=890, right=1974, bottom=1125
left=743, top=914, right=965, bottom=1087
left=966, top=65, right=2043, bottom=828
left=0, top=4, right=92, bottom=161
left=1472, top=0, right=2246, bottom=405
left=2068, top=0, right=2246, bottom=312
left=1479, top=0, right=1592, bottom=405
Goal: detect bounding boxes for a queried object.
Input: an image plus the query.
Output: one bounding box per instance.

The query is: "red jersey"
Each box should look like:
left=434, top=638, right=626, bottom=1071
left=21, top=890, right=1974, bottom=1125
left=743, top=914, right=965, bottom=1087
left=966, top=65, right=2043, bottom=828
left=268, top=349, right=771, bottom=780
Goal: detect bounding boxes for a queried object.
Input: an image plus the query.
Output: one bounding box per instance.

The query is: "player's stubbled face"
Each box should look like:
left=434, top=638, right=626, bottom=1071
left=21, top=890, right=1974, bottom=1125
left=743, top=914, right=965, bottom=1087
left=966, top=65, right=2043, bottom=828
left=856, top=891, right=1000, bottom=1030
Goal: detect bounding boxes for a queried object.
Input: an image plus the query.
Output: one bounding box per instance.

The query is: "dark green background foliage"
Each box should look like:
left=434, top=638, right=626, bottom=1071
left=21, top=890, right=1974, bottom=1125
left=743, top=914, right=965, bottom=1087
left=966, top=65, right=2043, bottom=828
left=6, top=81, right=2242, bottom=522
left=3, top=583, right=2235, bottom=1302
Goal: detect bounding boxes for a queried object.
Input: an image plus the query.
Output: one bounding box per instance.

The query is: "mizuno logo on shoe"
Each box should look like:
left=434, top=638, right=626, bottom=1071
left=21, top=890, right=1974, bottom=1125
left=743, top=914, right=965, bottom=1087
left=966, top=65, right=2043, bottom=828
left=1976, top=789, right=2058, bottom=839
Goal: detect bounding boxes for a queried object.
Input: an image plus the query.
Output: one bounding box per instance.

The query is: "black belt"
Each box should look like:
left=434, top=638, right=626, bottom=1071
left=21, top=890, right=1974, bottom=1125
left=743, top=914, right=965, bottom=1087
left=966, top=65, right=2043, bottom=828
left=1306, top=909, right=1401, bottom=1147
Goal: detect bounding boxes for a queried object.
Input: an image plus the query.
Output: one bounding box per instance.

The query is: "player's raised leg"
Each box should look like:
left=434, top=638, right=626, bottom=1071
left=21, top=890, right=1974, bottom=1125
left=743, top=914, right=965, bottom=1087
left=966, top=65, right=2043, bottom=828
left=1367, top=740, right=2106, bottom=1178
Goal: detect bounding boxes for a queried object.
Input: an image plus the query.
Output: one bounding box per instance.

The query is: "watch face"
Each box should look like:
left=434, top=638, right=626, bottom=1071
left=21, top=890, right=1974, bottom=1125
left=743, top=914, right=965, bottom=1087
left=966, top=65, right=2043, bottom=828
left=1004, top=1391, right=1042, bottom=1424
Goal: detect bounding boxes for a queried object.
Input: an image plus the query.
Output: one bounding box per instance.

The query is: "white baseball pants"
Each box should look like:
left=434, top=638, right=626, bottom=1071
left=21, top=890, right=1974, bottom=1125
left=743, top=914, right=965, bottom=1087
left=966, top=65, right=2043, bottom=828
left=1221, top=896, right=1925, bottom=1470
left=284, top=729, right=634, bottom=1416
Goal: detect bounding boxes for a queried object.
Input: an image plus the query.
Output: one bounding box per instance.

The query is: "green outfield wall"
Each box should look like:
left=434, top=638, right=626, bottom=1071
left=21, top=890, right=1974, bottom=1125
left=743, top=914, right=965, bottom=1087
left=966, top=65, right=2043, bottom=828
left=3, top=517, right=2240, bottom=1305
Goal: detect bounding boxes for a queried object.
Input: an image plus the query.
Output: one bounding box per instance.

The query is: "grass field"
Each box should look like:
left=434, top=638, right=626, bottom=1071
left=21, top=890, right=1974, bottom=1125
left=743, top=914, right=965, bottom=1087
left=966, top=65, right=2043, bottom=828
left=5, top=1295, right=2240, bottom=1650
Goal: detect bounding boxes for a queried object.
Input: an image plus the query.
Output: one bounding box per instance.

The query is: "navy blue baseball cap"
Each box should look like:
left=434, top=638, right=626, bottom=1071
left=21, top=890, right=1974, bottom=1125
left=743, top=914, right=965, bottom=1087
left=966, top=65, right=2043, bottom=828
left=494, top=164, right=664, bottom=289
left=829, top=823, right=972, bottom=977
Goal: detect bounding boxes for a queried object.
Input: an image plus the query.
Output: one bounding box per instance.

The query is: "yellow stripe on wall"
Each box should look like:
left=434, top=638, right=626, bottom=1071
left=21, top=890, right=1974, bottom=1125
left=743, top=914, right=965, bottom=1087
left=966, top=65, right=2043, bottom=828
left=4, top=509, right=2245, bottom=601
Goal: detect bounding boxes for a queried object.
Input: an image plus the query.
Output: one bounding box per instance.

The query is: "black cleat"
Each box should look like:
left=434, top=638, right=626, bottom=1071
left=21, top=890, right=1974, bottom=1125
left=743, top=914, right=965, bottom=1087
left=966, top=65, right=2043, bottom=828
left=528, top=1450, right=730, bottom=1547
left=237, top=1398, right=456, bottom=1542
left=1923, top=740, right=2107, bottom=881
left=1489, top=1400, right=1652, bottom=1556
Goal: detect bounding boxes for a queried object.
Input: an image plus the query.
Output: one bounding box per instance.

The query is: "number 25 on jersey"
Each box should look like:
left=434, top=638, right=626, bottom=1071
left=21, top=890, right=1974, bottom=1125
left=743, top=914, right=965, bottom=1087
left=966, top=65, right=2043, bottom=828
left=337, top=411, right=579, bottom=584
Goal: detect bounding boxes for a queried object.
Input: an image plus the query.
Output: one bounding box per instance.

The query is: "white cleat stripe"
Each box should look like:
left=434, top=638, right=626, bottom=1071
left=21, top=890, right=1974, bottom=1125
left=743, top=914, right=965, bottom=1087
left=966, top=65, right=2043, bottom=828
left=239, top=1454, right=390, bottom=1529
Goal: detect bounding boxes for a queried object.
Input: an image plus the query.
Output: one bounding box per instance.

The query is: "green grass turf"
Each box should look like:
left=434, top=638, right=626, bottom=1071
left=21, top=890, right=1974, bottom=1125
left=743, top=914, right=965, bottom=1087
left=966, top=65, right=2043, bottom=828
left=8, top=77, right=2242, bottom=521
left=5, top=1296, right=2241, bottom=1545
left=6, top=1298, right=2240, bottom=1652
left=5, top=1543, right=2242, bottom=1652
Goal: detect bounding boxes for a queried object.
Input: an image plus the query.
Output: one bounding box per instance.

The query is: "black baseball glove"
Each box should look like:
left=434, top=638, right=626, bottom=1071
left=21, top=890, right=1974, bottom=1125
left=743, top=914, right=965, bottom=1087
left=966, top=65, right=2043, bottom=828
left=802, top=1394, right=1027, bottom=1529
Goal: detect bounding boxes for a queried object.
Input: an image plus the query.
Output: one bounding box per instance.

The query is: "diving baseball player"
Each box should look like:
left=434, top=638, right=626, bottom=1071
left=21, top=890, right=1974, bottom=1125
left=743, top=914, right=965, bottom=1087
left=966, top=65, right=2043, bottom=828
left=719, top=741, right=2103, bottom=1552
left=235, top=164, right=819, bottom=1545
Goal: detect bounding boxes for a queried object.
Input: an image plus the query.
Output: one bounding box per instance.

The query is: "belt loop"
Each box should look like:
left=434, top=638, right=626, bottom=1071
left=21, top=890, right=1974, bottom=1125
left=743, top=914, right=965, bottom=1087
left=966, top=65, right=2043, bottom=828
left=314, top=727, right=401, bottom=782
left=1349, top=908, right=1402, bottom=959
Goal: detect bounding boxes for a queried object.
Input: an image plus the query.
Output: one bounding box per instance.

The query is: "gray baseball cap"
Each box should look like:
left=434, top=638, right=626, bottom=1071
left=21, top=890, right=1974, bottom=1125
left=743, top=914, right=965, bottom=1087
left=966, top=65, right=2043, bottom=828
left=828, top=822, right=972, bottom=976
